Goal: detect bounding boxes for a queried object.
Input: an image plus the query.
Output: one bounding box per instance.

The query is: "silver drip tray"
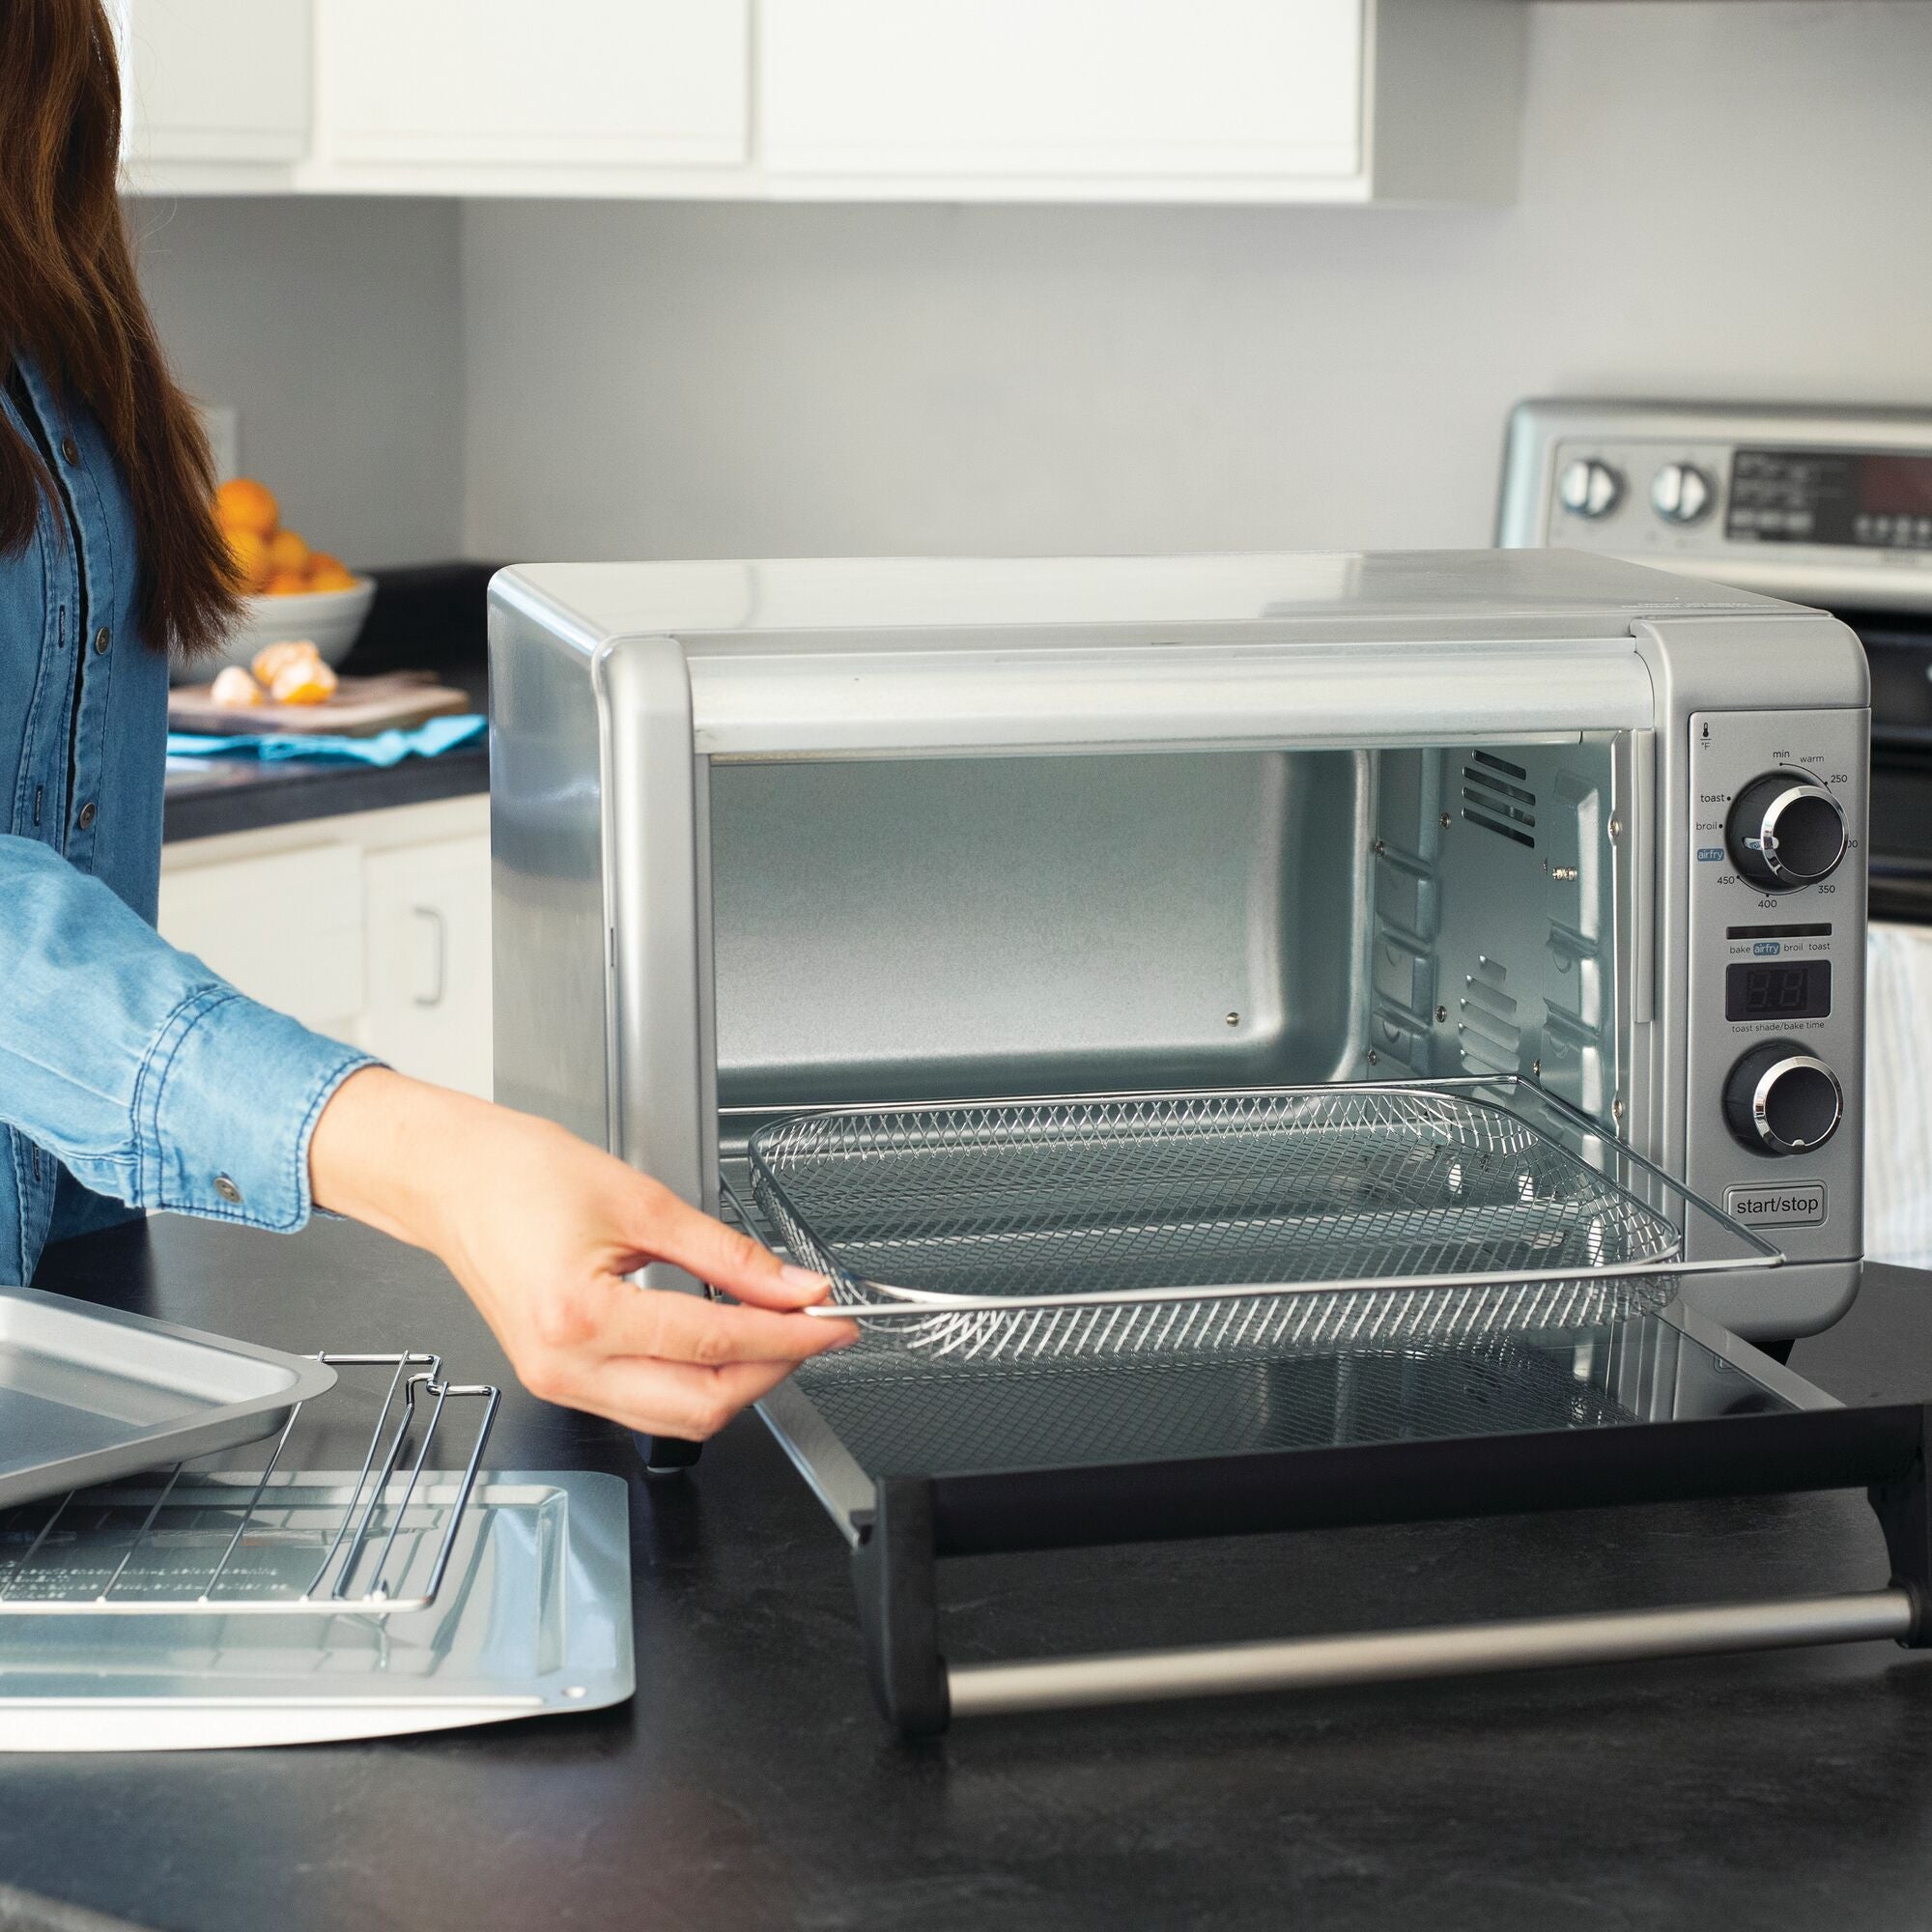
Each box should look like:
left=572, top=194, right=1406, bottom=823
left=0, top=1351, right=634, bottom=1749
left=0, top=1466, right=634, bottom=1750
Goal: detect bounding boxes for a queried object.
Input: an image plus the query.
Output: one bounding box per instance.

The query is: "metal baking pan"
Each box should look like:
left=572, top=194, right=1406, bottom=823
left=0, top=1289, right=336, bottom=1508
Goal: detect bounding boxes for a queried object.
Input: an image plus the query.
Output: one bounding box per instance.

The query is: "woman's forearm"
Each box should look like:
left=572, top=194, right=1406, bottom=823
left=307, top=1065, right=471, bottom=1249
left=309, top=1065, right=857, bottom=1439
left=0, top=832, right=371, bottom=1238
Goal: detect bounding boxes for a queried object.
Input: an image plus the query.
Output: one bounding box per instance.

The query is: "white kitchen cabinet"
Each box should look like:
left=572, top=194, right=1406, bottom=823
left=114, top=0, right=311, bottom=194
left=759, top=0, right=1523, bottom=203
left=157, top=838, right=363, bottom=1038
left=115, top=0, right=1520, bottom=206
left=157, top=795, right=494, bottom=1102
left=360, top=836, right=495, bottom=1100
left=306, top=0, right=750, bottom=195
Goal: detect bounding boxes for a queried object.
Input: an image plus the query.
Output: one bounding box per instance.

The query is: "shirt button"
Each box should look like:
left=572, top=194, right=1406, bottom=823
left=75, top=800, right=96, bottom=830
left=213, top=1175, right=243, bottom=1206
left=93, top=626, right=110, bottom=655
left=59, top=436, right=79, bottom=466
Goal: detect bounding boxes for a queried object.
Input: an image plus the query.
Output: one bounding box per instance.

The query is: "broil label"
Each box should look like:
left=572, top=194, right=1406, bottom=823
left=1724, top=1181, right=1828, bottom=1228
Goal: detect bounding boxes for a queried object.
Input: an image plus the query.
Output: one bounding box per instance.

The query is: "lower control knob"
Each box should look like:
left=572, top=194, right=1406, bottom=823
left=1723, top=1041, right=1842, bottom=1156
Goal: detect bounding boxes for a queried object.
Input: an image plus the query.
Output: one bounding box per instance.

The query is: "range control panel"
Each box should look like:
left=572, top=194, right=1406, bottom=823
left=1495, top=402, right=1932, bottom=611
left=1548, top=440, right=1932, bottom=558
left=1727, top=448, right=1932, bottom=552
left=1684, top=708, right=1867, bottom=1264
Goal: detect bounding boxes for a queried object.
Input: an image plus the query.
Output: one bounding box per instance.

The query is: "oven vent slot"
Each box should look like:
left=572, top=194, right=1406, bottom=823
left=1460, top=955, right=1522, bottom=1075
left=1462, top=756, right=1537, bottom=848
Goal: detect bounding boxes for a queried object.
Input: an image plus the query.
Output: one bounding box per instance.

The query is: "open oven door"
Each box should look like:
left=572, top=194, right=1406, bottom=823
left=728, top=1077, right=1924, bottom=1735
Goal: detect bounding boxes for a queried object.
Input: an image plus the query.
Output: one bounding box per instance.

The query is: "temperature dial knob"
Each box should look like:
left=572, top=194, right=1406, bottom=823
left=1723, top=1042, right=1843, bottom=1156
left=1725, top=772, right=1848, bottom=889
left=1651, top=462, right=1713, bottom=525
left=1558, top=457, right=1623, bottom=520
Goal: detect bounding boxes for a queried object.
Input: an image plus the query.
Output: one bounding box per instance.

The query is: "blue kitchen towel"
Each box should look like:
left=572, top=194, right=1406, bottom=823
left=166, top=713, right=487, bottom=767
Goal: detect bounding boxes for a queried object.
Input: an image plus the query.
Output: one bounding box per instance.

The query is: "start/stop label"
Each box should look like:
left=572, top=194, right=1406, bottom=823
left=1724, top=1181, right=1827, bottom=1228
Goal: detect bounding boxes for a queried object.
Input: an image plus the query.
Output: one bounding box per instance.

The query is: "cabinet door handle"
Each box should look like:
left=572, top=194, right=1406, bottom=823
left=412, top=904, right=446, bottom=1008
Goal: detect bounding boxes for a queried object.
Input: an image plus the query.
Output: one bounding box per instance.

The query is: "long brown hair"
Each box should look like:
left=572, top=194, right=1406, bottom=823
left=0, top=0, right=237, bottom=657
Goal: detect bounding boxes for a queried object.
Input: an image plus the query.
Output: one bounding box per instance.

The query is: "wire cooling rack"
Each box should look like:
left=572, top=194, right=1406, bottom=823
left=0, top=1352, right=499, bottom=1615
left=748, top=1081, right=1776, bottom=1365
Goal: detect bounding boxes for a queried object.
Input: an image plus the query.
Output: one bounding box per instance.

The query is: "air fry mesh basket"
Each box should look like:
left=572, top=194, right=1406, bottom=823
left=746, top=1085, right=1687, bottom=1366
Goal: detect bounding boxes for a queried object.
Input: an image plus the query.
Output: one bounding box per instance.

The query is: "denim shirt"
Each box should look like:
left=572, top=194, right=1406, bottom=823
left=0, top=356, right=373, bottom=1284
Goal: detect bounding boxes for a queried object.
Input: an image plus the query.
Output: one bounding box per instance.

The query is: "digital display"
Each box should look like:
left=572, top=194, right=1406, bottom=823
left=1728, top=448, right=1932, bottom=549
left=1726, top=959, right=1832, bottom=1022
left=1862, top=454, right=1932, bottom=521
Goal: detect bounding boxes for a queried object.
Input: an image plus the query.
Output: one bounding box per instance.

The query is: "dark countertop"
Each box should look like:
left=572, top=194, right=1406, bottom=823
left=9, top=1214, right=1932, bottom=1932
left=163, top=565, right=494, bottom=845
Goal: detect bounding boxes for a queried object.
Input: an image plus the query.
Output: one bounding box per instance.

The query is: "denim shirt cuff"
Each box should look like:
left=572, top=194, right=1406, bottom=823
left=134, top=988, right=379, bottom=1229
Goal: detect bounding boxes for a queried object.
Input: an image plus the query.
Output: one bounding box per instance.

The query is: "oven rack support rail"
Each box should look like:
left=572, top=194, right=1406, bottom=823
left=851, top=1392, right=1932, bottom=1737
left=0, top=1352, right=500, bottom=1615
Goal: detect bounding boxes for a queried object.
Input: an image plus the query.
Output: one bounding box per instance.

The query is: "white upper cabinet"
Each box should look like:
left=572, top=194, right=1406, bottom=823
left=116, top=0, right=1521, bottom=204
left=306, top=0, right=750, bottom=192
left=760, top=0, right=1522, bottom=202
left=115, top=0, right=311, bottom=193
left=762, top=0, right=1364, bottom=196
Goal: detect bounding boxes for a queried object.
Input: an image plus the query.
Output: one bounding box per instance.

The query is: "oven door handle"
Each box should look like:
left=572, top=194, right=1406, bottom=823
left=941, top=1589, right=1918, bottom=1721
left=851, top=1408, right=1932, bottom=1736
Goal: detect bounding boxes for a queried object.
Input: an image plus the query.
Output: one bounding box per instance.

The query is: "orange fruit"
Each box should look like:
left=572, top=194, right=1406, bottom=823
left=263, top=570, right=311, bottom=597
left=268, top=528, right=310, bottom=576
left=224, top=526, right=271, bottom=595
left=270, top=659, right=337, bottom=705
left=209, top=665, right=265, bottom=709
left=308, top=562, right=356, bottom=593
left=252, top=639, right=322, bottom=685
left=308, top=550, right=345, bottom=574
left=215, top=477, right=278, bottom=539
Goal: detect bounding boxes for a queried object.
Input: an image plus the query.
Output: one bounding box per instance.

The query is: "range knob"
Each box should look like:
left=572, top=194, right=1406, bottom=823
left=1651, top=461, right=1713, bottom=525
left=1725, top=771, right=1848, bottom=889
left=1723, top=1042, right=1843, bottom=1156
left=1558, top=457, right=1623, bottom=520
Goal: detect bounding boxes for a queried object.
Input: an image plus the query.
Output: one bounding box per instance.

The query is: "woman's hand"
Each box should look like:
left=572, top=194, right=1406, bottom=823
left=308, top=1066, right=858, bottom=1437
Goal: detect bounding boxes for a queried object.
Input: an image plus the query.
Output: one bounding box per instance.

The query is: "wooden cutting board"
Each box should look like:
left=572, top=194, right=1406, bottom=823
left=169, top=671, right=474, bottom=739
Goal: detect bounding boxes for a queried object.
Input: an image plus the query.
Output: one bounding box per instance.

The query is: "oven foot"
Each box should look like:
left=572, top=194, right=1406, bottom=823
left=852, top=1478, right=950, bottom=1738
left=636, top=1434, right=703, bottom=1477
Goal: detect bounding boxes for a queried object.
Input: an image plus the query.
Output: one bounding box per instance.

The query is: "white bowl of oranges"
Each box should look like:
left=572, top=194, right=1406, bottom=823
left=185, top=477, right=373, bottom=684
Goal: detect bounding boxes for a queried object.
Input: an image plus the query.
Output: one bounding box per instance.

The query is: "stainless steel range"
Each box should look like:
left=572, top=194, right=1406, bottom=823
left=1499, top=401, right=1932, bottom=1266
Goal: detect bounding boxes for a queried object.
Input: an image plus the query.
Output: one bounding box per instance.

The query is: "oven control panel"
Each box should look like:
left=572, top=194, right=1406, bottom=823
left=1684, top=708, right=1866, bottom=1263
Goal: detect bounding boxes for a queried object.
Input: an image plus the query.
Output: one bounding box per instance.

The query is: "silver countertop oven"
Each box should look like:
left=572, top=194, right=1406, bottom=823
left=489, top=550, right=1923, bottom=1733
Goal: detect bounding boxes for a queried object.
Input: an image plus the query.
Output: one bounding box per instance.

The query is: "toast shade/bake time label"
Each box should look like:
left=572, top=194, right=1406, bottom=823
left=1724, top=1181, right=1828, bottom=1228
